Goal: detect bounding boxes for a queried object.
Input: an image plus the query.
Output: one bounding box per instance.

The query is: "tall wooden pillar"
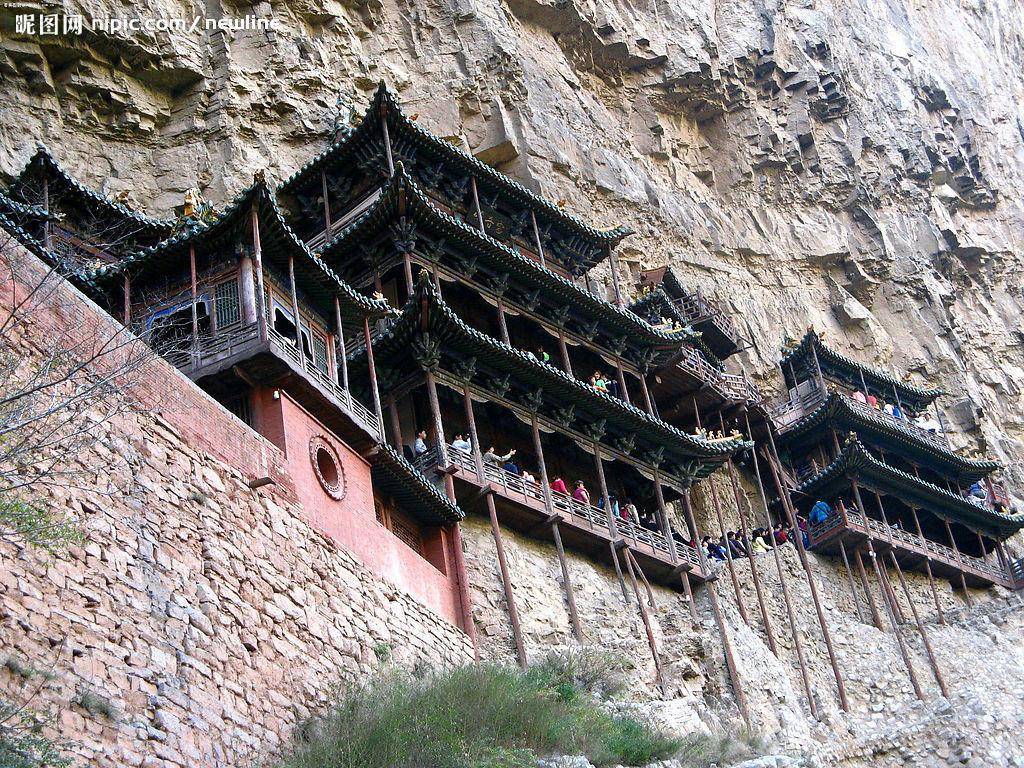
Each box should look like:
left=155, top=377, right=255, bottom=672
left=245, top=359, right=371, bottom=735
left=651, top=467, right=678, bottom=563
left=638, top=371, right=656, bottom=417
left=890, top=552, right=949, bottom=697
left=380, top=100, right=395, bottom=174
left=386, top=396, right=403, bottom=450
left=607, top=243, right=624, bottom=307
left=763, top=429, right=849, bottom=712
left=122, top=275, right=131, bottom=328
left=721, top=411, right=777, bottom=655
left=469, top=176, right=486, bottom=232
left=837, top=536, right=867, bottom=624
left=321, top=170, right=332, bottom=235
left=853, top=548, right=885, bottom=631
left=251, top=207, right=268, bottom=341
left=288, top=255, right=303, bottom=369
left=592, top=440, right=629, bottom=602
left=363, top=317, right=383, bottom=432
left=944, top=519, right=974, bottom=607
left=530, top=210, right=546, bottom=268
left=558, top=332, right=573, bottom=377
left=461, top=384, right=486, bottom=477
left=681, top=488, right=751, bottom=726
left=334, top=297, right=349, bottom=390
left=495, top=297, right=511, bottom=345
left=551, top=520, right=584, bottom=642
left=486, top=491, right=528, bottom=667
left=744, top=413, right=816, bottom=717
left=909, top=506, right=945, bottom=623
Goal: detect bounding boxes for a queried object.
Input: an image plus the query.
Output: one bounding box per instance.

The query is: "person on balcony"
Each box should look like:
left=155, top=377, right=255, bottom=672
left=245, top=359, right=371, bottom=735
left=550, top=476, right=569, bottom=495
left=598, top=493, right=620, bottom=518
left=521, top=469, right=537, bottom=486
left=622, top=500, right=639, bottom=523
left=414, top=430, right=429, bottom=456
left=590, top=371, right=609, bottom=393
left=851, top=389, right=867, bottom=404
left=809, top=499, right=833, bottom=526
left=866, top=393, right=879, bottom=408
left=484, top=446, right=516, bottom=465
left=536, top=346, right=551, bottom=365
left=451, top=434, right=472, bottom=453
left=572, top=480, right=591, bottom=504
left=704, top=536, right=726, bottom=560
left=503, top=457, right=521, bottom=475
left=915, top=413, right=940, bottom=433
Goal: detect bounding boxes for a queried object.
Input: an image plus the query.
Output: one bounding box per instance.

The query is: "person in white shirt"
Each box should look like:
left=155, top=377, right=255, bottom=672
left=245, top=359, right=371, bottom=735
left=451, top=434, right=472, bottom=453
left=413, top=430, right=429, bottom=455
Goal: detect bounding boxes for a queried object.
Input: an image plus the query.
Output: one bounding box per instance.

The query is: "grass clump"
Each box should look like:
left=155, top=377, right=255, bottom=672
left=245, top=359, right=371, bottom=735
left=72, top=688, right=118, bottom=721
left=673, top=729, right=767, bottom=768
left=276, top=663, right=680, bottom=768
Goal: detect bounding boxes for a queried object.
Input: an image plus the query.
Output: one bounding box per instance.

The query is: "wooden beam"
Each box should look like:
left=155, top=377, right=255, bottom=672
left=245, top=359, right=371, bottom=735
left=334, top=297, right=349, bottom=390
left=552, top=521, right=584, bottom=642
left=838, top=537, right=867, bottom=625
left=486, top=491, right=527, bottom=667
left=251, top=207, right=268, bottom=341
left=364, top=317, right=383, bottom=432
left=288, top=255, right=303, bottom=370
left=592, top=441, right=630, bottom=602
left=889, top=551, right=949, bottom=697
left=530, top=210, right=546, bottom=268
left=623, top=547, right=662, bottom=685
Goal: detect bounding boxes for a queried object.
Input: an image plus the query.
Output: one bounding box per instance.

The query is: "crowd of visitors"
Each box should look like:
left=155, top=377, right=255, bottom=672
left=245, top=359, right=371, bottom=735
left=848, top=388, right=941, bottom=433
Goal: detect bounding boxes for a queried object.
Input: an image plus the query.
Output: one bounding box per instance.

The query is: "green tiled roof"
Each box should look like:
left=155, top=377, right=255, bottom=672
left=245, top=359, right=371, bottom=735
left=350, top=275, right=751, bottom=480
left=86, top=180, right=392, bottom=320
left=781, top=329, right=942, bottom=410
left=318, top=166, right=696, bottom=357
left=370, top=444, right=464, bottom=526
left=280, top=83, right=632, bottom=273
left=778, top=391, right=999, bottom=484
left=794, top=438, right=1023, bottom=536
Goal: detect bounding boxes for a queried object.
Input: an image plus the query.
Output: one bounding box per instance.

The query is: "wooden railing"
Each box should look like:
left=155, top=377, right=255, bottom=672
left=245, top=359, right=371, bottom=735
left=673, top=291, right=740, bottom=344
left=305, top=186, right=384, bottom=251
left=810, top=505, right=1010, bottom=583
left=422, top=444, right=702, bottom=571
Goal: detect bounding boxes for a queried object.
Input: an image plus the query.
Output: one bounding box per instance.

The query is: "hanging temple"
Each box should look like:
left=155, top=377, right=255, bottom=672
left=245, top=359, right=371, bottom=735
left=2, top=82, right=1021, bottom=720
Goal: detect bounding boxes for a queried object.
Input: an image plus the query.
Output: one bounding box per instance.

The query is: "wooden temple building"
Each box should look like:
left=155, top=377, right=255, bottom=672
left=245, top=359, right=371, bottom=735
left=3, top=83, right=1022, bottom=721
left=770, top=330, right=1023, bottom=601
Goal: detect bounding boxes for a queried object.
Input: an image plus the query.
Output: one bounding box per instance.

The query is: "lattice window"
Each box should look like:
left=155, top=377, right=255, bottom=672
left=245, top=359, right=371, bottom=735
left=312, top=332, right=329, bottom=375
left=214, top=278, right=241, bottom=329
left=390, top=510, right=423, bottom=555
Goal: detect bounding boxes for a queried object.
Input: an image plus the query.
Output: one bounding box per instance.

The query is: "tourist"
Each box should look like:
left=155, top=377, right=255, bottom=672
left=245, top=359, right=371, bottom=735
left=484, top=445, right=516, bottom=465
left=521, top=469, right=537, bottom=485
left=622, top=500, right=639, bottom=523
left=598, top=493, right=620, bottom=518
left=536, top=346, right=551, bottom=364
left=414, top=429, right=429, bottom=456
left=809, top=499, right=833, bottom=525
left=727, top=531, right=747, bottom=558
left=550, top=476, right=569, bottom=495
left=915, top=413, right=940, bottom=433
left=572, top=480, right=591, bottom=504
left=892, top=403, right=904, bottom=420
left=882, top=400, right=895, bottom=418
left=451, top=434, right=472, bottom=453
left=851, top=389, right=867, bottom=404
left=503, top=456, right=521, bottom=475
left=773, top=523, right=789, bottom=545
left=752, top=529, right=771, bottom=554
left=591, top=371, right=609, bottom=393
left=867, top=393, right=879, bottom=409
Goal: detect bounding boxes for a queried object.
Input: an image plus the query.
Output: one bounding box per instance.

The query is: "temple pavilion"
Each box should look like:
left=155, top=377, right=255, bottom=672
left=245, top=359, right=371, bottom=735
left=770, top=330, right=1023, bottom=597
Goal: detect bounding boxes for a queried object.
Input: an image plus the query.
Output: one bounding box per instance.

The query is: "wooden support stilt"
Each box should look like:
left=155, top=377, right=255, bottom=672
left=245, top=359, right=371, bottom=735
left=744, top=413, right=816, bottom=717
left=495, top=297, right=510, bottom=345
left=386, top=396, right=403, bottom=449
left=551, top=521, right=584, bottom=642
left=838, top=539, right=867, bottom=625
left=189, top=244, right=199, bottom=358
left=287, top=254, right=303, bottom=369
left=607, top=243, right=624, bottom=307
left=944, top=519, right=974, bottom=607
left=469, top=176, right=486, bottom=232
left=122, top=275, right=131, bottom=328
left=461, top=383, right=486, bottom=477
left=333, top=297, right=348, bottom=388
left=693, top=401, right=750, bottom=626
left=889, top=552, right=949, bottom=698
left=681, top=488, right=750, bottom=726
left=872, top=489, right=907, bottom=623
left=592, top=443, right=630, bottom=603
left=721, top=413, right=776, bottom=655
left=486, top=491, right=528, bottom=667
left=638, top=370, right=656, bottom=417
left=250, top=208, right=267, bottom=342
left=866, top=539, right=924, bottom=700
left=363, top=317, right=384, bottom=432
left=763, top=431, right=849, bottom=712
left=558, top=332, right=573, bottom=377
left=854, top=548, right=885, bottom=631
left=614, top=360, right=631, bottom=404
left=623, top=547, right=662, bottom=682
left=321, top=170, right=332, bottom=235
left=379, top=101, right=395, bottom=175
left=529, top=210, right=546, bottom=268
left=679, top=571, right=699, bottom=624
left=449, top=522, right=478, bottom=656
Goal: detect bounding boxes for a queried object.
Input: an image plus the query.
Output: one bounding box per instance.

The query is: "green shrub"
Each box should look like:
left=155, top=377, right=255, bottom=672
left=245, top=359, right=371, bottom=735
left=275, top=663, right=680, bottom=768
left=0, top=701, right=69, bottom=768
left=72, top=689, right=118, bottom=721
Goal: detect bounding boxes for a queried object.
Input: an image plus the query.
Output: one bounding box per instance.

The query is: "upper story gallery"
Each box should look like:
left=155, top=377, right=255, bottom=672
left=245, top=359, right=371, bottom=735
left=2, top=84, right=1021, bottom=657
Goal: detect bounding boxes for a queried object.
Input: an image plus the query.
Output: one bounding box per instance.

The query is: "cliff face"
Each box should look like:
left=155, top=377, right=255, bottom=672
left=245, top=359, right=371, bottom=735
left=2, top=0, right=1023, bottom=484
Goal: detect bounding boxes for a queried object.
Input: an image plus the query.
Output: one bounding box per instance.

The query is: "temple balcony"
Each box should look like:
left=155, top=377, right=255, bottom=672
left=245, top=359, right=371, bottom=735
left=161, top=320, right=382, bottom=450
left=809, top=503, right=1014, bottom=589
left=672, top=290, right=742, bottom=359
left=413, top=444, right=709, bottom=589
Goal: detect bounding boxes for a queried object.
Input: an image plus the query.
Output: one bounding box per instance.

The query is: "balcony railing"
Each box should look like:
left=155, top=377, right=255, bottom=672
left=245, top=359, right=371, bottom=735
left=416, top=444, right=702, bottom=572
left=673, top=291, right=740, bottom=343
left=809, top=505, right=1010, bottom=584
left=160, top=322, right=381, bottom=439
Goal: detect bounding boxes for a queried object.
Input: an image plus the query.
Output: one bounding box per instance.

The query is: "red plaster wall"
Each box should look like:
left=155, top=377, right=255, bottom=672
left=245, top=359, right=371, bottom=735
left=254, top=388, right=463, bottom=625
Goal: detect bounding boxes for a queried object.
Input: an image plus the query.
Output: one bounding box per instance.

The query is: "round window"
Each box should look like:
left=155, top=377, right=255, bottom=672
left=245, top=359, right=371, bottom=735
left=309, top=436, right=346, bottom=500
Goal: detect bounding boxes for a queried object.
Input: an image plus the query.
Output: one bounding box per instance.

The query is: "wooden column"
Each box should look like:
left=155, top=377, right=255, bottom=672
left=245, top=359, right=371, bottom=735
left=495, top=297, right=511, bottom=345
left=321, top=170, right=332, bottom=235
left=530, top=413, right=554, bottom=513
left=552, top=521, right=584, bottom=642
left=838, top=538, right=867, bottom=624
left=530, top=210, right=546, bottom=268
left=693, top=400, right=749, bottom=625
left=462, top=384, right=486, bottom=478
left=853, top=548, right=885, bottom=631
left=42, top=176, right=50, bottom=251
left=449, top=522, right=478, bottom=654
left=592, top=440, right=629, bottom=602
left=469, top=176, right=486, bottom=232
left=872, top=489, right=906, bottom=623
left=288, top=255, right=303, bottom=369
left=363, top=317, right=383, bottom=432
left=380, top=101, right=395, bottom=174
left=486, top=491, right=528, bottom=667
left=334, top=297, right=349, bottom=390
left=387, top=396, right=403, bottom=450
left=909, top=506, right=945, bottom=624
left=251, top=207, right=268, bottom=341
left=638, top=371, right=656, bottom=417
left=943, top=519, right=974, bottom=607
left=189, top=244, right=199, bottom=360
left=651, top=468, right=678, bottom=563
left=744, top=413, right=816, bottom=717
left=614, top=360, right=631, bottom=404
left=403, top=252, right=414, bottom=300
left=890, top=552, right=949, bottom=697
left=558, top=332, right=573, bottom=377
left=622, top=548, right=662, bottom=681
left=122, top=275, right=131, bottom=328
left=681, top=488, right=751, bottom=726
left=763, top=429, right=849, bottom=712
left=607, top=243, right=624, bottom=307
left=721, top=412, right=777, bottom=655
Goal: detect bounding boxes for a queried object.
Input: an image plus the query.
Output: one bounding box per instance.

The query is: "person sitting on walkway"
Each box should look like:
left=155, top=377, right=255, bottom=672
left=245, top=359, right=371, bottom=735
left=550, top=476, right=569, bottom=495
left=727, top=531, right=747, bottom=558
left=705, top=537, right=727, bottom=561
left=809, top=499, right=833, bottom=526
left=915, top=413, right=940, bottom=433
left=451, top=434, right=472, bottom=453
left=414, top=429, right=429, bottom=456
left=572, top=480, right=591, bottom=504
left=751, top=529, right=771, bottom=554
left=851, top=389, right=867, bottom=404
left=891, top=403, right=904, bottom=420
left=484, top=445, right=516, bottom=465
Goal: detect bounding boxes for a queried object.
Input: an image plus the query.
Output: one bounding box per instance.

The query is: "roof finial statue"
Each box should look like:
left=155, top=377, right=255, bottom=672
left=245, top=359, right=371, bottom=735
left=332, top=89, right=356, bottom=140
left=179, top=187, right=214, bottom=227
